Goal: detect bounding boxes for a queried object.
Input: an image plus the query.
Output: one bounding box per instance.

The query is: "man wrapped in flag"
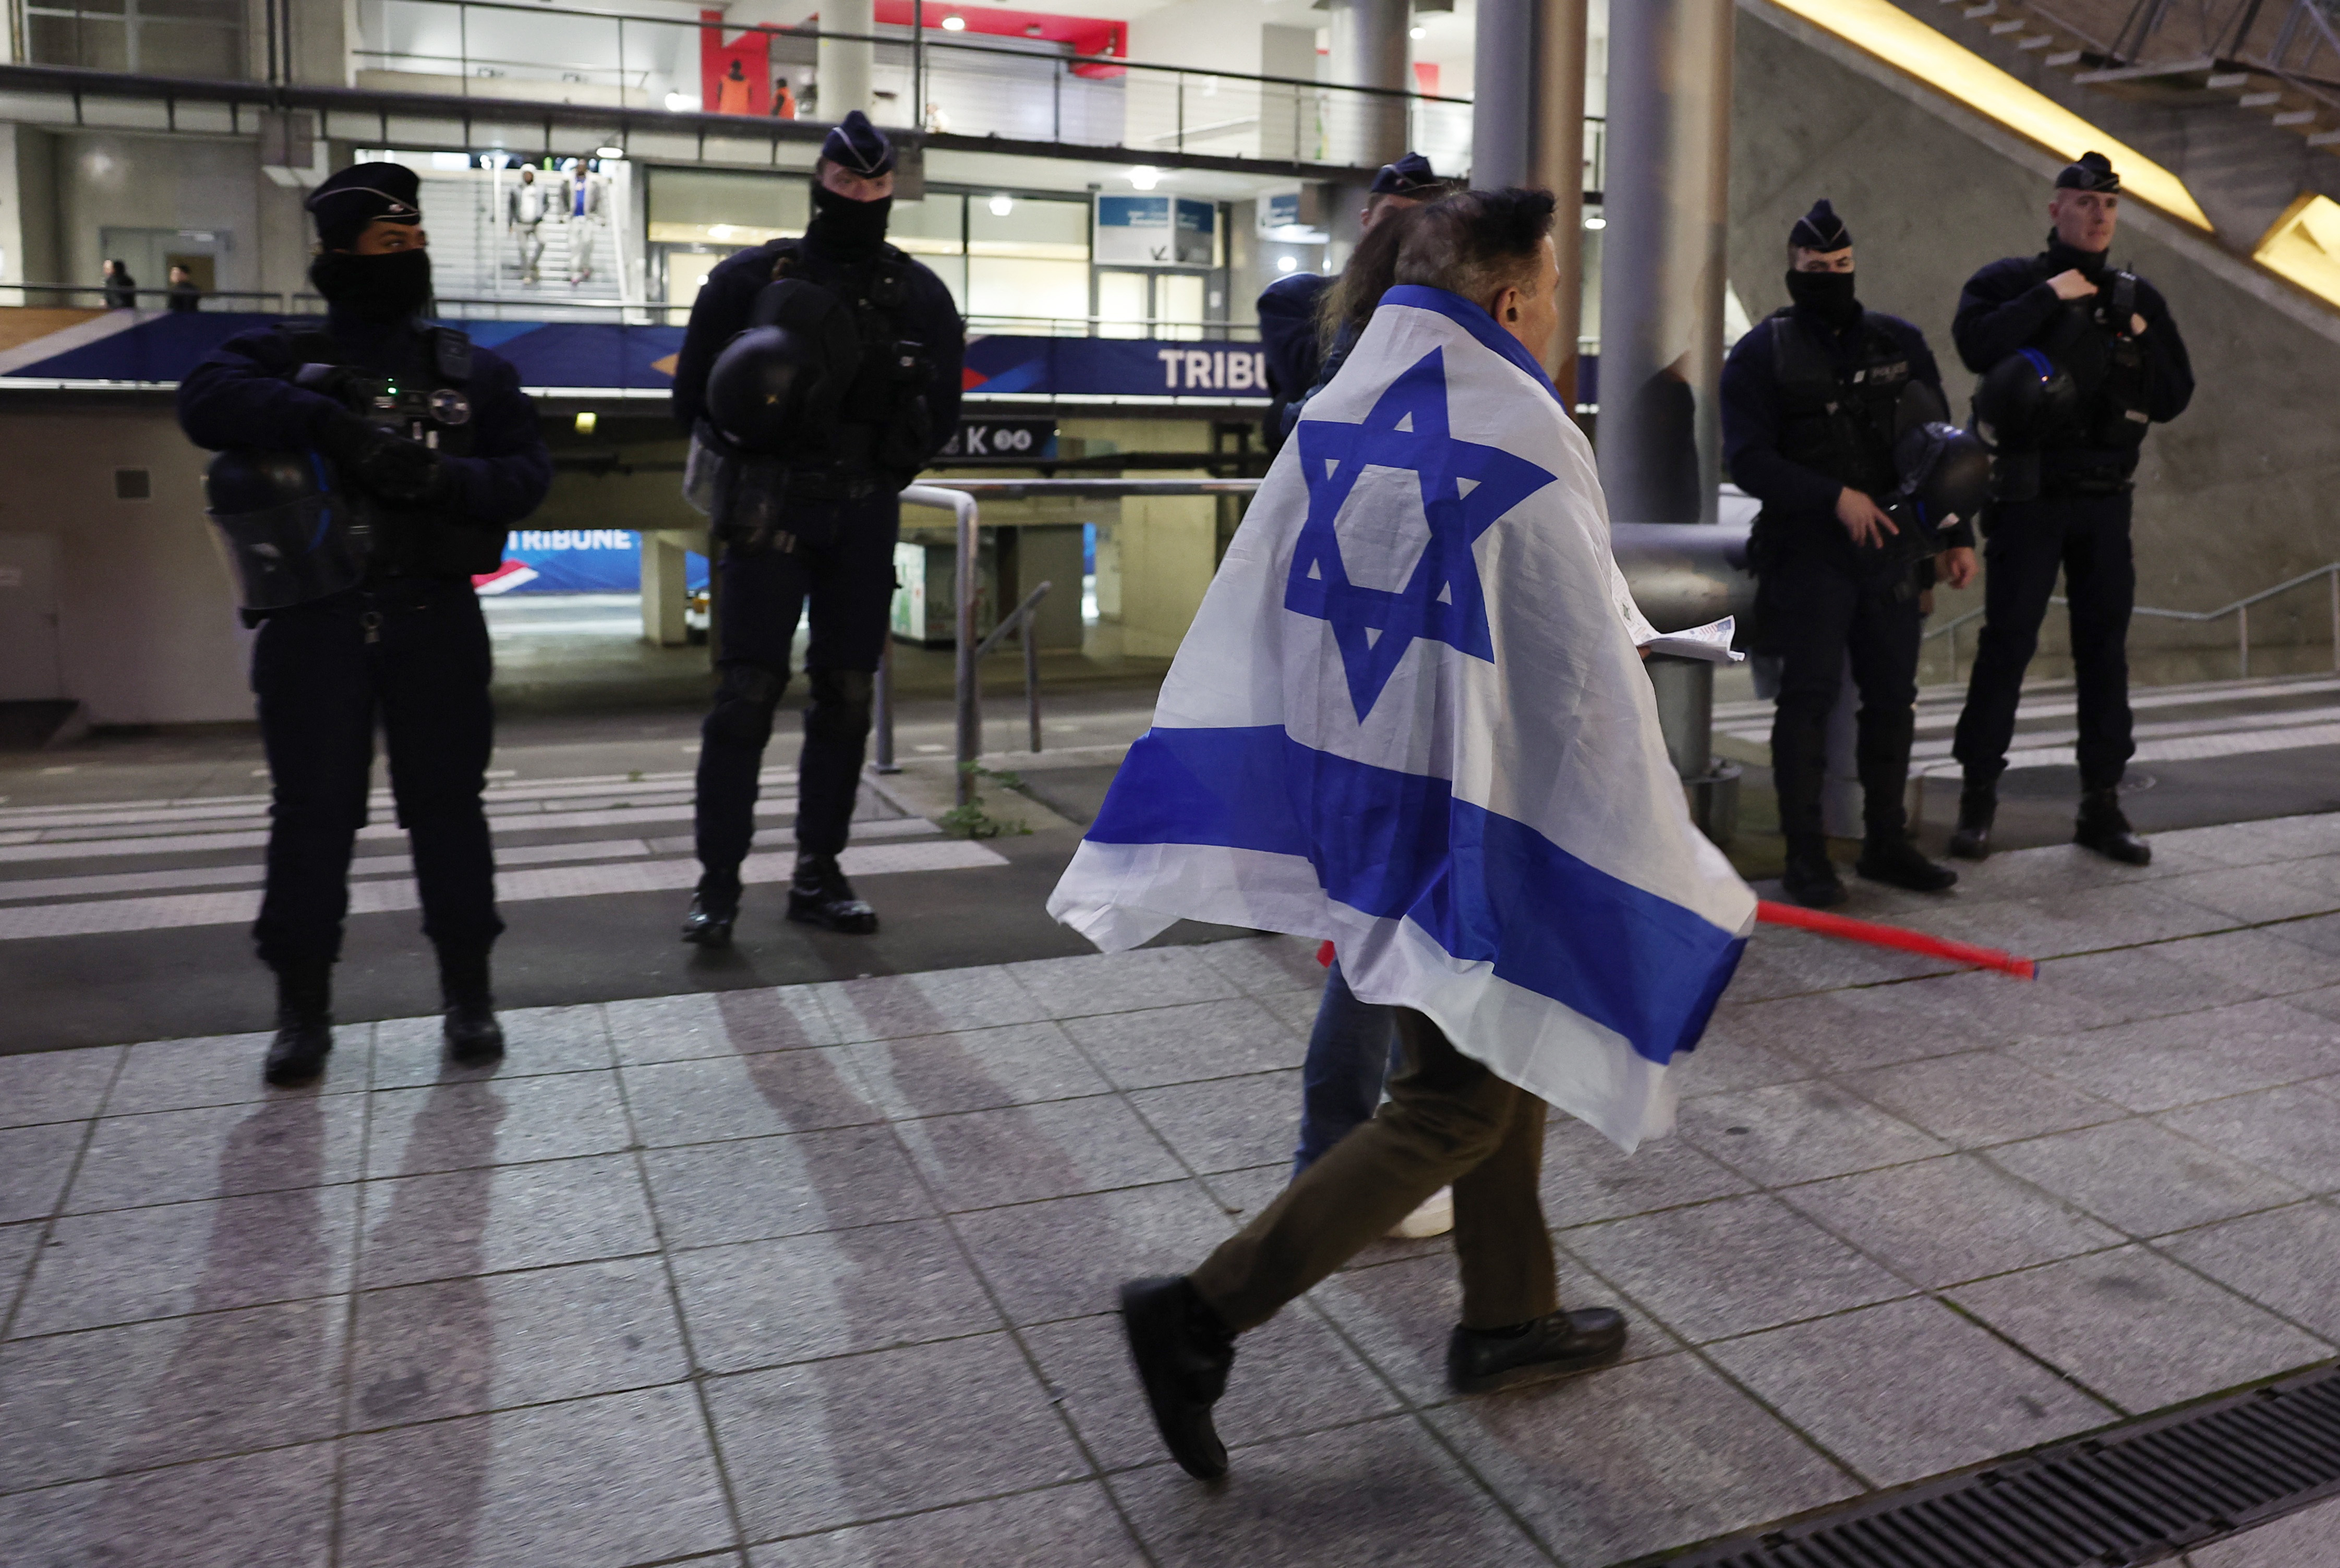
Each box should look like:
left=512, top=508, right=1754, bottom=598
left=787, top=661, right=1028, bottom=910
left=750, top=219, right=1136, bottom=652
left=1045, top=189, right=1758, bottom=1478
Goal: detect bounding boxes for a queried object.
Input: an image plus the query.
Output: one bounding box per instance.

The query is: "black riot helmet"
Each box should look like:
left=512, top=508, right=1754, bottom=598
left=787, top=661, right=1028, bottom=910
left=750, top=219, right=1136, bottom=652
left=1891, top=420, right=1990, bottom=534
left=1971, top=348, right=2079, bottom=453
left=704, top=276, right=862, bottom=454
left=203, top=448, right=365, bottom=611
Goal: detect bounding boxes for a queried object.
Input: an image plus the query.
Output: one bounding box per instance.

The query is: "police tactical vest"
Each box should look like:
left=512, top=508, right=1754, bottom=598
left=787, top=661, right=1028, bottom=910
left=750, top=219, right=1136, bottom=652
left=2028, top=259, right=2151, bottom=454
left=276, top=322, right=499, bottom=580
left=1767, top=308, right=1911, bottom=497
left=761, top=239, right=934, bottom=477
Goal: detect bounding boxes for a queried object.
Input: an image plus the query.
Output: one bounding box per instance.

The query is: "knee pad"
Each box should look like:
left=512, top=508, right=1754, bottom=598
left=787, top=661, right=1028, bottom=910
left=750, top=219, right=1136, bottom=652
left=707, top=664, right=787, bottom=749
left=803, top=668, right=875, bottom=744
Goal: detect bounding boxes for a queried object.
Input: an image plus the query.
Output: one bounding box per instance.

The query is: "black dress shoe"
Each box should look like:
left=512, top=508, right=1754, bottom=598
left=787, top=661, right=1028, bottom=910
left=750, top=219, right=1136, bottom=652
left=1780, top=847, right=1847, bottom=909
left=787, top=853, right=878, bottom=935
left=2076, top=788, right=2151, bottom=865
left=1119, top=1276, right=1236, bottom=1479
left=1947, top=787, right=1995, bottom=861
left=1448, top=1307, right=1629, bottom=1394
left=442, top=1003, right=506, bottom=1067
left=263, top=962, right=333, bottom=1087
left=680, top=892, right=737, bottom=948
left=1855, top=833, right=1959, bottom=894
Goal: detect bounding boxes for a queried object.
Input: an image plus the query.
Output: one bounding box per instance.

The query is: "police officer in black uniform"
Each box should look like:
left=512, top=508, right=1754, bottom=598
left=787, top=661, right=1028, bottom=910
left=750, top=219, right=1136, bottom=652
left=1257, top=152, right=1446, bottom=450
left=1722, top=200, right=1977, bottom=908
left=1947, top=153, right=2193, bottom=865
left=671, top=113, right=964, bottom=946
left=178, top=163, right=553, bottom=1085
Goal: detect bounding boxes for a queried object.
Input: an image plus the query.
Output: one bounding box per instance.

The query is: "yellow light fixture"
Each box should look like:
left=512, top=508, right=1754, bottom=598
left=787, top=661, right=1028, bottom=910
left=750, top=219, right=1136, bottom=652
left=1765, top=0, right=2212, bottom=231
left=574, top=411, right=598, bottom=436
left=2254, top=193, right=2340, bottom=308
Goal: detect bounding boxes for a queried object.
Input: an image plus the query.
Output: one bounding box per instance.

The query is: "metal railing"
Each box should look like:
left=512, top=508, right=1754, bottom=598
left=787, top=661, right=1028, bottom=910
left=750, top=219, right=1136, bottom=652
left=1924, top=561, right=2340, bottom=682
left=0, top=282, right=296, bottom=311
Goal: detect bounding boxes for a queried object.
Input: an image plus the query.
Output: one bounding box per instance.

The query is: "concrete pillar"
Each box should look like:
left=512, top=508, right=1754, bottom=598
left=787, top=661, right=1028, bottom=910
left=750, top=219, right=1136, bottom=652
left=1115, top=493, right=1219, bottom=659
left=640, top=530, right=696, bottom=647
left=1328, top=0, right=1410, bottom=184
left=819, top=0, right=876, bottom=123
left=1471, top=0, right=1589, bottom=399
left=1594, top=0, right=1733, bottom=527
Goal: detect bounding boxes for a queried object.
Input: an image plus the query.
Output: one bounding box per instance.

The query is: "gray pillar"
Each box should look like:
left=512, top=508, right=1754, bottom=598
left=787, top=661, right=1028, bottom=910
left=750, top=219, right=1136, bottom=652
left=1328, top=0, right=1410, bottom=174
left=1470, top=0, right=1588, bottom=400
left=1594, top=0, right=1732, bottom=527
left=820, top=0, right=875, bottom=122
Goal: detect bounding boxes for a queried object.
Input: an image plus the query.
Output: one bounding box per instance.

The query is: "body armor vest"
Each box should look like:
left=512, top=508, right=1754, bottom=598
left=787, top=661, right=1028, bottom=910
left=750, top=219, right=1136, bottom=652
left=1767, top=308, right=1912, bottom=498
left=759, top=239, right=934, bottom=478
left=277, top=322, right=496, bottom=580
left=2026, top=259, right=2151, bottom=456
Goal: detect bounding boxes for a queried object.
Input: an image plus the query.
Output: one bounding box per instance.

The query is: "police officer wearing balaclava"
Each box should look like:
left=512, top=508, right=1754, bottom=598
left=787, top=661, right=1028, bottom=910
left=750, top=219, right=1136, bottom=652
left=671, top=112, right=964, bottom=946
left=1722, top=200, right=1976, bottom=908
left=1947, top=152, right=2192, bottom=865
left=178, top=162, right=553, bottom=1085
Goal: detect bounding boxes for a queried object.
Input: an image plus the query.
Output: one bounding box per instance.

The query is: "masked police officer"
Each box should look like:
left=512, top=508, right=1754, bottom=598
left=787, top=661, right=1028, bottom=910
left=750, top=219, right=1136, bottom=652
left=179, top=163, right=553, bottom=1085
left=1257, top=152, right=1446, bottom=450
left=671, top=113, right=964, bottom=946
left=1722, top=200, right=1979, bottom=908
left=1948, top=152, right=2193, bottom=865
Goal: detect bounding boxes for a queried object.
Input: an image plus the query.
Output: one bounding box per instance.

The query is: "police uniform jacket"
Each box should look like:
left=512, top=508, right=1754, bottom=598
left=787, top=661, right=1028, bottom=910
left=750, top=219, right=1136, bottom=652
left=1721, top=304, right=1969, bottom=560
left=1952, top=238, right=2192, bottom=486
left=671, top=228, right=963, bottom=486
left=179, top=310, right=553, bottom=581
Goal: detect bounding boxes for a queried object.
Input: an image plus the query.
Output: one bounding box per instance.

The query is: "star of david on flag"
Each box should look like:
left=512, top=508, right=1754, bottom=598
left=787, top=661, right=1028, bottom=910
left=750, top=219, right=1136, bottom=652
left=1286, top=346, right=1558, bottom=721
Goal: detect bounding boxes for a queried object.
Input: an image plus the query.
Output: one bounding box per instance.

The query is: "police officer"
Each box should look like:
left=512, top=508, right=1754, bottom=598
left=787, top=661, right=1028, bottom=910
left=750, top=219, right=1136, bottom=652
left=178, top=163, right=553, bottom=1085
left=671, top=112, right=964, bottom=946
left=1257, top=152, right=1446, bottom=450
left=1947, top=153, right=2192, bottom=865
left=1722, top=200, right=1977, bottom=908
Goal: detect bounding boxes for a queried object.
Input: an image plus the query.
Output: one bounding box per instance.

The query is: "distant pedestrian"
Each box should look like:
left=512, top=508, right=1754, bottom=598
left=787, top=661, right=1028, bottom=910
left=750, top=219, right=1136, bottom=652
left=717, top=58, right=754, bottom=115
left=771, top=78, right=797, bottom=119
left=167, top=264, right=202, bottom=313
left=101, top=258, right=136, bottom=309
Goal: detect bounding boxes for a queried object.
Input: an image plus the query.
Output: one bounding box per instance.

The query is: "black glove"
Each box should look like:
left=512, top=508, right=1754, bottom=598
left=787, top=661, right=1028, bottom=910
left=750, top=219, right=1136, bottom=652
left=316, top=411, right=448, bottom=508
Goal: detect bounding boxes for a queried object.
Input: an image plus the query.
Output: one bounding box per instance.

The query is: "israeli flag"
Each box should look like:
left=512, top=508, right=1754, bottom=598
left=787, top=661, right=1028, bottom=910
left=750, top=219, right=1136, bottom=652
left=1048, top=285, right=1756, bottom=1151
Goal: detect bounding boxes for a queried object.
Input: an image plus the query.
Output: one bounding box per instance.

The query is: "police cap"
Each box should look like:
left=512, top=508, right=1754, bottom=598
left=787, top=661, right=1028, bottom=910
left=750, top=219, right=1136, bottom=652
left=305, top=162, right=423, bottom=251
left=1789, top=198, right=1850, bottom=252
left=819, top=111, right=895, bottom=178
left=2055, top=151, right=2120, bottom=194
left=1369, top=151, right=1445, bottom=199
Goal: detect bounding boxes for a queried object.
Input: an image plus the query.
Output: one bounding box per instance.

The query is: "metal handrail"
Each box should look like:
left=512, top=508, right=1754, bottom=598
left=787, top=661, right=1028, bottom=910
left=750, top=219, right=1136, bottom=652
left=973, top=581, right=1055, bottom=756
left=1923, top=561, right=2340, bottom=681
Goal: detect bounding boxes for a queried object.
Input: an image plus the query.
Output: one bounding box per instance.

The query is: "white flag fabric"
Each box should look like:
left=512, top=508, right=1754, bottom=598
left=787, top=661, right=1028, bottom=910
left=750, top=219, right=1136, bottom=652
left=1047, top=285, right=1756, bottom=1151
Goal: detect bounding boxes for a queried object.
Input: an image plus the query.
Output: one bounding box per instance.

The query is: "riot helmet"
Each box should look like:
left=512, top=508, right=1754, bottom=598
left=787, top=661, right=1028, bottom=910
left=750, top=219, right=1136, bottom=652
left=704, top=277, right=862, bottom=454
left=1971, top=348, right=2079, bottom=453
left=203, top=449, right=364, bottom=611
left=1890, top=420, right=1990, bottom=535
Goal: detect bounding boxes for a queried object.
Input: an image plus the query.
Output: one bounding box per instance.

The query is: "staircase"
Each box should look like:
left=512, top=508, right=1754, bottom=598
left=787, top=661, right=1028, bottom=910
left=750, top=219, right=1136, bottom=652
left=416, top=170, right=628, bottom=320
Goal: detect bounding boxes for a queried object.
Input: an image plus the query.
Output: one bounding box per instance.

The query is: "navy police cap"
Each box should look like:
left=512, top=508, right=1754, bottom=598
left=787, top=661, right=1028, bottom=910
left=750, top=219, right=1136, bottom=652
left=1789, top=197, right=1851, bottom=252
left=821, top=111, right=895, bottom=178
left=1369, top=151, right=1444, bottom=198
left=305, top=162, right=423, bottom=250
left=2055, top=151, right=2120, bottom=194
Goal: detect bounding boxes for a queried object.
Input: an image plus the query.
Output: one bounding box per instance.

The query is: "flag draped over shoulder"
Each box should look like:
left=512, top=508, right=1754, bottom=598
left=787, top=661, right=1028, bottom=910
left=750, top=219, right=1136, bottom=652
left=1047, top=285, right=1756, bottom=1151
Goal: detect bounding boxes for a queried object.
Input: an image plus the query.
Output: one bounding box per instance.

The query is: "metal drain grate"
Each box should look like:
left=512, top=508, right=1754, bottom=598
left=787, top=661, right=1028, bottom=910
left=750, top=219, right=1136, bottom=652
left=1662, top=1362, right=2340, bottom=1567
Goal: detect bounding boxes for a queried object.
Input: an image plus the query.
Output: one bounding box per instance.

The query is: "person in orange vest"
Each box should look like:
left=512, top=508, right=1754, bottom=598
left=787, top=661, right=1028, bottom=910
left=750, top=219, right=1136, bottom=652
left=717, top=58, right=754, bottom=115
left=771, top=77, right=797, bottom=118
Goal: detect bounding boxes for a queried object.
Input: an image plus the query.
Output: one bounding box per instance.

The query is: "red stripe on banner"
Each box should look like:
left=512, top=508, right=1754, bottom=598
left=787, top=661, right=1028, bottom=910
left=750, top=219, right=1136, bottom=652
left=1755, top=900, right=2036, bottom=980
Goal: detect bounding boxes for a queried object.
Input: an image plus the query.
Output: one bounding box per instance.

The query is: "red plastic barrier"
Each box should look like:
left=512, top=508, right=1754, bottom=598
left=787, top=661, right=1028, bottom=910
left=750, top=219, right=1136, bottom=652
left=1755, top=900, right=2036, bottom=980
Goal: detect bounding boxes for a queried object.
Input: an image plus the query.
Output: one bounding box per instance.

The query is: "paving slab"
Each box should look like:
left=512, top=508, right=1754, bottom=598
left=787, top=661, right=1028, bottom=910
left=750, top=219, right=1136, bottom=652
left=750, top=1482, right=1148, bottom=1568
left=1779, top=1153, right=2124, bottom=1288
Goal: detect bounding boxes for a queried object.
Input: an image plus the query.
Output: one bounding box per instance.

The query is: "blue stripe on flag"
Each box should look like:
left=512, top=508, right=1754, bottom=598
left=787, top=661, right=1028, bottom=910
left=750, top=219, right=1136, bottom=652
left=1378, top=286, right=1566, bottom=409
left=1088, top=727, right=1742, bottom=1064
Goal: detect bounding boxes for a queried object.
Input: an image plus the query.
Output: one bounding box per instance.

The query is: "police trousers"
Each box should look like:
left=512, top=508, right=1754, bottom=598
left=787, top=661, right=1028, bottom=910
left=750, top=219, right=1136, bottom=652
left=1755, top=549, right=1923, bottom=847
left=695, top=491, right=899, bottom=888
left=1953, top=492, right=2136, bottom=792
left=250, top=578, right=501, bottom=970
left=1192, top=1009, right=1557, bottom=1334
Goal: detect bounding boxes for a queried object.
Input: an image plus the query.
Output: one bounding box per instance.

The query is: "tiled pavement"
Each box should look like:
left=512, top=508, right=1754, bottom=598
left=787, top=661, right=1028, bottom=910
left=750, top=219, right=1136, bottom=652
left=4, top=815, right=2340, bottom=1567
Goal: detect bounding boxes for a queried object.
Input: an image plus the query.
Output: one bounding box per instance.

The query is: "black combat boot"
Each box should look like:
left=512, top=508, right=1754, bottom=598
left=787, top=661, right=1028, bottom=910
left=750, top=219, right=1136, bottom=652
left=1119, top=1276, right=1236, bottom=1479
left=1780, top=841, right=1847, bottom=909
left=264, top=961, right=334, bottom=1087
left=1448, top=1307, right=1629, bottom=1395
left=787, top=851, right=878, bottom=934
left=2076, top=788, right=2151, bottom=865
left=437, top=944, right=505, bottom=1066
left=1856, top=831, right=1959, bottom=894
left=680, top=875, right=740, bottom=948
left=1947, top=786, right=1996, bottom=861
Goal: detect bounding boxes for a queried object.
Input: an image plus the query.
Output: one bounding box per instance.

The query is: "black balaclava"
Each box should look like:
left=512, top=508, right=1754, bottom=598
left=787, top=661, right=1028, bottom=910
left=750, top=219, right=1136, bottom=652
left=310, top=247, right=433, bottom=323
left=1784, top=197, right=1859, bottom=327
left=807, top=110, right=896, bottom=260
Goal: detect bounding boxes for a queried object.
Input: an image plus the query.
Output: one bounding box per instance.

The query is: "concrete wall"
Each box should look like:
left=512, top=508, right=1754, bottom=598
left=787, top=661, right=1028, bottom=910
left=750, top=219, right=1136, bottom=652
left=0, top=403, right=253, bottom=726
left=0, top=124, right=61, bottom=288
left=1734, top=2, right=2340, bottom=678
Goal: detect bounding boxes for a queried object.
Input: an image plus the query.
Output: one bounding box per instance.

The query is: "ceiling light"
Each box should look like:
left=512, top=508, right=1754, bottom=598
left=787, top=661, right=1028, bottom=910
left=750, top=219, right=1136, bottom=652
left=595, top=145, right=624, bottom=159
left=1409, top=25, right=1424, bottom=38
left=1276, top=255, right=1297, bottom=273
left=574, top=411, right=598, bottom=436
left=988, top=192, right=1014, bottom=216
left=664, top=91, right=700, bottom=112
left=940, top=14, right=965, bottom=28
left=1584, top=215, right=1606, bottom=230
left=1128, top=165, right=1160, bottom=190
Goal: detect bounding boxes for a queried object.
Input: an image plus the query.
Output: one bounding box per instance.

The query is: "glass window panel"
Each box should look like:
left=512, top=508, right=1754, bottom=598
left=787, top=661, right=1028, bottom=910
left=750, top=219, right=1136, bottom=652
left=1095, top=270, right=1148, bottom=340
left=1158, top=273, right=1205, bottom=341
left=916, top=254, right=967, bottom=310
left=135, top=17, right=243, bottom=78
left=138, top=0, right=240, bottom=22
left=887, top=195, right=964, bottom=258
left=968, top=257, right=1089, bottom=331
left=967, top=198, right=1087, bottom=260
left=663, top=248, right=734, bottom=305
left=647, top=168, right=806, bottom=245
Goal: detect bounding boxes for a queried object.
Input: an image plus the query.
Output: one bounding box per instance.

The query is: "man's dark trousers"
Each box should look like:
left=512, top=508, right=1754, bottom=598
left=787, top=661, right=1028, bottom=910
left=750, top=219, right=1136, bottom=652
left=251, top=578, right=501, bottom=968
left=1759, top=549, right=1924, bottom=844
left=1953, top=493, right=2136, bottom=792
left=695, top=492, right=899, bottom=892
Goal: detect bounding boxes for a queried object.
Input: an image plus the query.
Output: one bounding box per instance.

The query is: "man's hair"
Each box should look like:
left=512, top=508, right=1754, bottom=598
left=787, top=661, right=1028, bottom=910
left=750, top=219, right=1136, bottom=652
left=1318, top=202, right=1423, bottom=352
left=1393, top=187, right=1558, bottom=303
